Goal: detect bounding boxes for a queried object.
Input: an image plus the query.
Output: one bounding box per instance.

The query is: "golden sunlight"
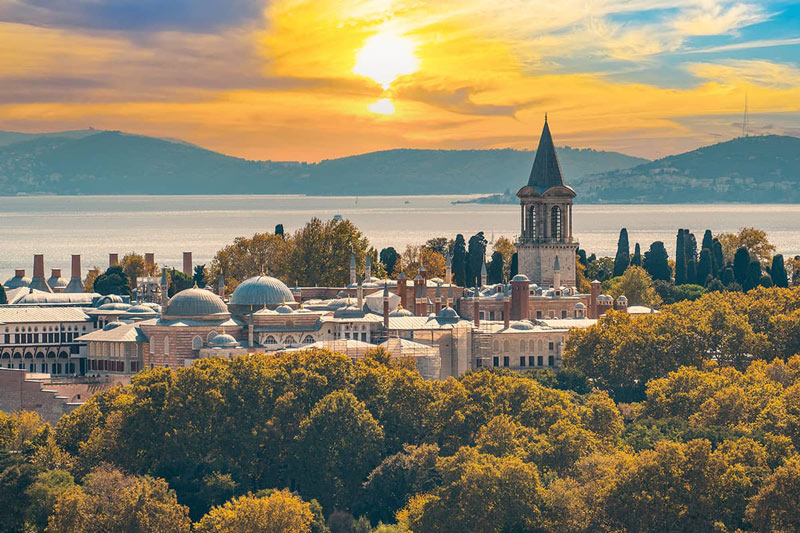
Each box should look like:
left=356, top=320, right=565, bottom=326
left=367, top=97, right=395, bottom=115
left=353, top=30, right=419, bottom=89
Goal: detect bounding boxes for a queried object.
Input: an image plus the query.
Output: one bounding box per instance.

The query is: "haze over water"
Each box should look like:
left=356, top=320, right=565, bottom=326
left=3, top=195, right=800, bottom=281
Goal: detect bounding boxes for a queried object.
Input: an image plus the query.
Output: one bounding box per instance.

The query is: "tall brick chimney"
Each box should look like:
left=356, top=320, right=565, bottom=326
left=65, top=255, right=84, bottom=293
left=183, top=252, right=192, bottom=276
left=473, top=288, right=480, bottom=328
left=397, top=272, right=407, bottom=310
left=590, top=280, right=601, bottom=319
left=510, top=274, right=530, bottom=320
left=145, top=253, right=155, bottom=268
left=503, top=286, right=511, bottom=329
left=29, top=254, right=53, bottom=293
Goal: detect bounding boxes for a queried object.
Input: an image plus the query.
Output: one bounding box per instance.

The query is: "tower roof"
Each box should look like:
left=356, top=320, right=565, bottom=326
left=527, top=117, right=565, bottom=193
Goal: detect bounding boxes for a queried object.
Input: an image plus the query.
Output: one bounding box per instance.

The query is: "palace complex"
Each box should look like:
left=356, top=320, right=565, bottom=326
left=0, top=119, right=646, bottom=421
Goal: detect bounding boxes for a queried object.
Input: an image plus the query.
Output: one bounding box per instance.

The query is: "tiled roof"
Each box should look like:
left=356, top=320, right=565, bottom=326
left=527, top=119, right=566, bottom=193
left=0, top=307, right=91, bottom=324
left=76, top=323, right=148, bottom=343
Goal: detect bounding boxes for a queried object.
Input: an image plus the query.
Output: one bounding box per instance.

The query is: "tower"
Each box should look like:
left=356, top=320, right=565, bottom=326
left=350, top=253, right=357, bottom=285
left=516, top=117, right=578, bottom=288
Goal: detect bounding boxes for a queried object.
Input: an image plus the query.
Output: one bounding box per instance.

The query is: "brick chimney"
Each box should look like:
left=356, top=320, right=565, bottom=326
left=65, top=255, right=84, bottom=293
left=504, top=286, right=511, bottom=329
left=183, top=252, right=192, bottom=276
left=590, top=280, right=601, bottom=318
left=397, top=272, right=407, bottom=310
left=109, top=253, right=119, bottom=268
left=29, top=254, right=53, bottom=293
left=511, top=274, right=530, bottom=320
left=145, top=253, right=155, bottom=268
left=472, top=289, right=480, bottom=328
left=15, top=269, right=25, bottom=278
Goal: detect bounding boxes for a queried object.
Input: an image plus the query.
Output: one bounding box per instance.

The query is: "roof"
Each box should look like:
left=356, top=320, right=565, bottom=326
left=153, top=317, right=242, bottom=327
left=163, top=288, right=229, bottom=319
left=387, top=316, right=472, bottom=331
left=10, top=290, right=99, bottom=306
left=527, top=118, right=565, bottom=193
left=0, top=307, right=90, bottom=324
left=76, top=323, right=148, bottom=343
left=538, top=318, right=597, bottom=329
left=230, top=276, right=294, bottom=307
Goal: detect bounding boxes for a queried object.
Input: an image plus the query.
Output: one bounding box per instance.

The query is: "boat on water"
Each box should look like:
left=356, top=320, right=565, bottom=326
left=333, top=214, right=343, bottom=221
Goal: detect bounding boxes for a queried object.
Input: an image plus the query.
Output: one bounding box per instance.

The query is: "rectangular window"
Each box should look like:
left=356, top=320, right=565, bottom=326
left=549, top=342, right=554, bottom=350
left=537, top=355, right=543, bottom=366
left=503, top=356, right=509, bottom=367
left=561, top=310, right=567, bottom=319
left=493, top=356, right=499, bottom=367
left=519, top=357, right=526, bottom=367
left=528, top=356, right=535, bottom=366
left=489, top=311, right=495, bottom=320
left=536, top=310, right=542, bottom=319
left=476, top=358, right=483, bottom=368
left=548, top=355, right=555, bottom=366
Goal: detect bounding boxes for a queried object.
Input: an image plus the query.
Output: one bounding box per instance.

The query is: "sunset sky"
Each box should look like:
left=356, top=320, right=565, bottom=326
left=1, top=0, right=799, bottom=161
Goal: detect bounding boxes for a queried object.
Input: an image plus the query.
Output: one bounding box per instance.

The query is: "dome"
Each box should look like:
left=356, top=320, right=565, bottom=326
left=125, top=304, right=157, bottom=315
left=597, top=295, right=613, bottom=303
left=616, top=295, right=628, bottom=303
left=510, top=320, right=536, bottom=330
left=275, top=303, right=294, bottom=314
left=511, top=274, right=530, bottom=282
left=144, top=302, right=161, bottom=311
left=230, top=276, right=294, bottom=307
left=4, top=273, right=31, bottom=289
left=164, top=288, right=229, bottom=318
left=389, top=307, right=413, bottom=317
left=98, top=302, right=132, bottom=311
left=436, top=307, right=460, bottom=320
left=95, top=294, right=123, bottom=306
left=47, top=274, right=69, bottom=290
left=103, top=321, right=125, bottom=331
left=208, top=333, right=239, bottom=347
left=574, top=302, right=586, bottom=309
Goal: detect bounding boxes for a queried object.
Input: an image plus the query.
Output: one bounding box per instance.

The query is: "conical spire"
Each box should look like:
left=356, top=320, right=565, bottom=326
left=527, top=117, right=565, bottom=192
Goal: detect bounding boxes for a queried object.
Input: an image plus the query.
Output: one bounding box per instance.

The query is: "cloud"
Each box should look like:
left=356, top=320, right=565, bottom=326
left=688, top=59, right=800, bottom=89
left=671, top=1, right=770, bottom=36
left=0, top=0, right=266, bottom=32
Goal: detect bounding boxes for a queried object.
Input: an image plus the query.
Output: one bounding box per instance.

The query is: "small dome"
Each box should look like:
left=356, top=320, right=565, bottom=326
left=230, top=276, right=294, bottom=308
left=574, top=302, right=586, bottom=309
left=511, top=274, right=530, bottom=282
left=98, top=302, right=132, bottom=311
left=616, top=295, right=628, bottom=303
left=103, top=321, right=125, bottom=331
left=143, top=302, right=161, bottom=311
left=4, top=272, right=31, bottom=289
left=275, top=303, right=294, bottom=314
left=125, top=304, right=157, bottom=315
left=437, top=307, right=460, bottom=320
left=47, top=275, right=69, bottom=290
left=208, top=333, right=239, bottom=347
left=95, top=294, right=124, bottom=306
left=510, top=320, right=536, bottom=330
left=597, top=294, right=613, bottom=303
left=389, top=307, right=413, bottom=317
left=164, top=288, right=229, bottom=318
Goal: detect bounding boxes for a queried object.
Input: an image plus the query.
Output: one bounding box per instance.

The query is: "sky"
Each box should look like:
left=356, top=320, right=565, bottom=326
left=1, top=0, right=799, bottom=161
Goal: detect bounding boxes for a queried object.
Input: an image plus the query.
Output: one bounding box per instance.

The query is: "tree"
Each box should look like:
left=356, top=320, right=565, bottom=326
left=712, top=239, right=724, bottom=277
left=643, top=241, right=671, bottom=282
left=47, top=465, right=191, bottom=533
left=195, top=490, right=315, bottom=533
left=120, top=252, right=158, bottom=287
left=92, top=265, right=132, bottom=296
left=193, top=264, right=207, bottom=287
left=451, top=234, right=467, bottom=287
left=746, top=455, right=800, bottom=532
left=630, top=243, right=641, bottom=267
left=467, top=232, right=487, bottom=288
left=487, top=251, right=503, bottom=284
left=0, top=284, right=6, bottom=305
left=25, top=469, right=75, bottom=531
left=168, top=268, right=193, bottom=296
left=744, top=260, right=761, bottom=292
left=771, top=254, right=789, bottom=288
left=399, top=246, right=445, bottom=279
left=733, top=247, right=750, bottom=287
left=587, top=257, right=615, bottom=282
left=296, top=391, right=384, bottom=511
left=209, top=231, right=290, bottom=291
left=697, top=248, right=712, bottom=286
left=718, top=227, right=775, bottom=265
left=423, top=237, right=451, bottom=256
left=607, top=266, right=662, bottom=308
left=286, top=218, right=369, bottom=287
left=701, top=229, right=713, bottom=253
left=83, top=267, right=101, bottom=292
left=675, top=230, right=687, bottom=285
left=510, top=253, right=518, bottom=278
left=275, top=223, right=284, bottom=237
left=493, top=236, right=516, bottom=279
left=613, top=228, right=630, bottom=277
left=379, top=247, right=399, bottom=277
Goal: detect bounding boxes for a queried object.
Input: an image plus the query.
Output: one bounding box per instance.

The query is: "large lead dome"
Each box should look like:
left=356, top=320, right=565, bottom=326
left=230, top=276, right=294, bottom=308
left=164, top=288, right=229, bottom=319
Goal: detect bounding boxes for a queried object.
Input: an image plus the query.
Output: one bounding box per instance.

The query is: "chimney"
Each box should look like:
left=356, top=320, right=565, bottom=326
left=29, top=254, right=52, bottom=293
left=434, top=283, right=442, bottom=314
left=65, top=255, right=84, bottom=293
left=248, top=314, right=254, bottom=348
left=365, top=254, right=372, bottom=280
left=350, top=253, right=357, bottom=286
left=15, top=269, right=25, bottom=278
left=511, top=274, right=529, bottom=321
left=109, top=253, right=119, bottom=268
left=397, top=272, right=408, bottom=310
left=504, top=286, right=511, bottom=329
left=383, top=283, right=390, bottom=330
left=590, top=280, right=601, bottom=319
left=445, top=254, right=452, bottom=285
left=473, top=288, right=480, bottom=328
left=145, top=253, right=155, bottom=268
left=183, top=252, right=192, bottom=276
left=415, top=275, right=426, bottom=316
left=160, top=268, right=169, bottom=308
left=357, top=278, right=364, bottom=309
left=218, top=273, right=225, bottom=299
left=552, top=255, right=561, bottom=289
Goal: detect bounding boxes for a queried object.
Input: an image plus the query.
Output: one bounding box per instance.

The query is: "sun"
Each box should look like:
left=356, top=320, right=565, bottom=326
left=353, top=30, right=420, bottom=90
left=367, top=98, right=395, bottom=115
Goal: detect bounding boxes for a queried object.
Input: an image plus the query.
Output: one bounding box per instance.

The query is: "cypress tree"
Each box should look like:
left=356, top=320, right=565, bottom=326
left=687, top=257, right=698, bottom=285
left=733, top=247, right=750, bottom=286
left=510, top=253, right=518, bottom=278
left=451, top=234, right=467, bottom=287
left=630, top=243, right=642, bottom=267
left=577, top=249, right=588, bottom=268
left=771, top=254, right=788, bottom=288
left=675, top=229, right=687, bottom=285
left=467, top=232, right=487, bottom=287
left=644, top=241, right=671, bottom=281
left=744, top=260, right=761, bottom=292
left=697, top=248, right=712, bottom=286
left=760, top=274, right=774, bottom=288
left=613, top=228, right=630, bottom=277
left=712, top=238, right=724, bottom=277
left=487, top=251, right=504, bottom=284
left=275, top=224, right=284, bottom=237
left=701, top=229, right=713, bottom=253
left=0, top=284, right=6, bottom=305
left=721, top=266, right=734, bottom=286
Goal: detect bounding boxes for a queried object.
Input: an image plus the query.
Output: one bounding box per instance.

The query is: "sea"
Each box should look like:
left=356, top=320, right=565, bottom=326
left=3, top=195, right=800, bottom=280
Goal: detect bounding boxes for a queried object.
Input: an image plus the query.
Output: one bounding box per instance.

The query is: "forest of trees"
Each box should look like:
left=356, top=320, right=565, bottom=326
left=5, top=281, right=800, bottom=533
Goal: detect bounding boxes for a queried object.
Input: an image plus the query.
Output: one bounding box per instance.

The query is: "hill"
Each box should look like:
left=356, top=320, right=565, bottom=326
left=0, top=129, right=645, bottom=196
left=573, top=135, right=800, bottom=203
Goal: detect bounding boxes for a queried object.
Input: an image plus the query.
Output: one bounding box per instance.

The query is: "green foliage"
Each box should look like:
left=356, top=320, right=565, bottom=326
left=451, top=234, right=467, bottom=287
left=466, top=232, right=487, bottom=288
left=734, top=247, right=751, bottom=286
left=379, top=247, right=399, bottom=277
left=613, top=228, right=630, bottom=277
left=630, top=243, right=641, bottom=267
left=168, top=268, right=193, bottom=296
left=0, top=284, right=7, bottom=305
left=92, top=265, right=131, bottom=296
left=487, top=251, right=503, bottom=284
left=771, top=254, right=789, bottom=288
left=643, top=241, right=671, bottom=282
left=586, top=257, right=614, bottom=283
left=653, top=280, right=706, bottom=305
left=196, top=490, right=316, bottom=533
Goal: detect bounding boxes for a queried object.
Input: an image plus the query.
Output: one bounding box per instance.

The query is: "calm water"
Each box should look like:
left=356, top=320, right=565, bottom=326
left=2, top=195, right=800, bottom=280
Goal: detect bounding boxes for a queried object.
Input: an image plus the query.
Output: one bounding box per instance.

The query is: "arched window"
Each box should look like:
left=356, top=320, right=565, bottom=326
left=302, top=335, right=314, bottom=345
left=284, top=336, right=296, bottom=346
left=550, top=205, right=561, bottom=240
left=207, top=331, right=218, bottom=342
left=192, top=336, right=203, bottom=350
left=493, top=340, right=500, bottom=353
left=503, top=340, right=510, bottom=352
left=164, top=336, right=170, bottom=355
left=264, top=335, right=277, bottom=345
left=538, top=340, right=543, bottom=352
left=526, top=205, right=537, bottom=239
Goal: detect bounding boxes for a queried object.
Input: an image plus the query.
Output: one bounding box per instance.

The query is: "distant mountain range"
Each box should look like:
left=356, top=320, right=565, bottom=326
left=1, top=129, right=796, bottom=202
left=0, top=129, right=645, bottom=196
left=571, top=135, right=800, bottom=203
